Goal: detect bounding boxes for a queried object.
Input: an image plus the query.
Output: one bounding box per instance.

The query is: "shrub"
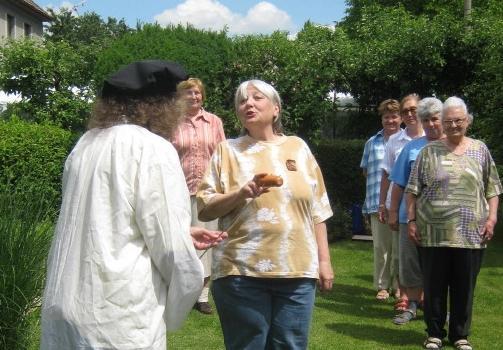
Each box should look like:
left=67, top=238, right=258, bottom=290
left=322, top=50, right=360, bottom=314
left=0, top=119, right=77, bottom=206
left=312, top=139, right=366, bottom=239
left=0, top=190, right=56, bottom=349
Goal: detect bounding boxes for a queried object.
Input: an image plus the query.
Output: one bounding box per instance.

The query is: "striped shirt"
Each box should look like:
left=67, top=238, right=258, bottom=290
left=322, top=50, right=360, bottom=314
left=171, top=109, right=225, bottom=194
left=360, top=130, right=386, bottom=214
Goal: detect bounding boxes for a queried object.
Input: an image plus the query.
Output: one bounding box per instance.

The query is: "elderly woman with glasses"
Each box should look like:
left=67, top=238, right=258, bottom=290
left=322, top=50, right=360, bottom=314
left=387, top=97, right=445, bottom=325
left=406, top=97, right=502, bottom=350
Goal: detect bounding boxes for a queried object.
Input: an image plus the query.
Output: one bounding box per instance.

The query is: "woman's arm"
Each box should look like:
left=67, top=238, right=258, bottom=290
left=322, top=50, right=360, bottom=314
left=198, top=174, right=269, bottom=221
left=388, top=183, right=404, bottom=231
left=406, top=192, right=420, bottom=245
left=378, top=170, right=390, bottom=223
left=315, top=222, right=334, bottom=292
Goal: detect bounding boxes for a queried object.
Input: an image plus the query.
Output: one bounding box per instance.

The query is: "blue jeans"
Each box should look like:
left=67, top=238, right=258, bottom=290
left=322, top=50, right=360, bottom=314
left=212, top=276, right=316, bottom=350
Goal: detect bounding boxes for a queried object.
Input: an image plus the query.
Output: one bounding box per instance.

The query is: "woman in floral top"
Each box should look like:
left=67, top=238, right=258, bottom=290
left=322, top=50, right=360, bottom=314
left=197, top=80, right=333, bottom=350
left=406, top=97, right=502, bottom=350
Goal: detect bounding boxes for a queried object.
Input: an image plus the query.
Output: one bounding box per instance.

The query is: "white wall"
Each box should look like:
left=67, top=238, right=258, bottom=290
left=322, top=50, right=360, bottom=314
left=0, top=1, right=44, bottom=40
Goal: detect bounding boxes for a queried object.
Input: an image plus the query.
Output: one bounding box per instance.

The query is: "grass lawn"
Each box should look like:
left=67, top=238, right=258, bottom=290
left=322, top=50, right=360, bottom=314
left=168, top=228, right=503, bottom=350
left=24, top=224, right=503, bottom=349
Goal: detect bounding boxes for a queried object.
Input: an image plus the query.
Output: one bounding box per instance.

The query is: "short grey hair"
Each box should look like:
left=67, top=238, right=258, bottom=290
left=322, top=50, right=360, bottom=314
left=234, top=80, right=283, bottom=135
left=442, top=96, right=473, bottom=123
left=417, top=97, right=443, bottom=121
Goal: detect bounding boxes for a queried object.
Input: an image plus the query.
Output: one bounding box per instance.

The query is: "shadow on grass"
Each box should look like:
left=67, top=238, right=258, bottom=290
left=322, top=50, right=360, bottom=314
left=336, top=240, right=374, bottom=252
left=325, top=322, right=424, bottom=346
left=352, top=274, right=373, bottom=284
left=316, top=283, right=396, bottom=319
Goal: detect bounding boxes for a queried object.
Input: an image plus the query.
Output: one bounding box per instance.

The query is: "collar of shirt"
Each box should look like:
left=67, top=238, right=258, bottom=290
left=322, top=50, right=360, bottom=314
left=380, top=128, right=403, bottom=145
left=399, top=127, right=425, bottom=141
left=185, top=108, right=210, bottom=126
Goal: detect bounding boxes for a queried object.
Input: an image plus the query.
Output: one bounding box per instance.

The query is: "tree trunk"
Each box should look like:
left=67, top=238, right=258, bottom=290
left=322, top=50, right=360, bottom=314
left=464, top=0, right=472, bottom=19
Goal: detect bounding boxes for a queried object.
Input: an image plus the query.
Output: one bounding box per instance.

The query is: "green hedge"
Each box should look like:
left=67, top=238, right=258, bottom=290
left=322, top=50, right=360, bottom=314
left=0, top=119, right=77, bottom=205
left=0, top=190, right=55, bottom=349
left=312, top=139, right=366, bottom=239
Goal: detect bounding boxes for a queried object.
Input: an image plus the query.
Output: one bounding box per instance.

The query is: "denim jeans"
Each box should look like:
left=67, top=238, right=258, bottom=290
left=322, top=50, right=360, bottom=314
left=212, top=276, right=316, bottom=350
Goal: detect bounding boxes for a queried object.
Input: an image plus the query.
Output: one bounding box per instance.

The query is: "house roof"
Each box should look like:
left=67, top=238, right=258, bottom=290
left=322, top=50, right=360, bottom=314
left=7, top=0, right=53, bottom=21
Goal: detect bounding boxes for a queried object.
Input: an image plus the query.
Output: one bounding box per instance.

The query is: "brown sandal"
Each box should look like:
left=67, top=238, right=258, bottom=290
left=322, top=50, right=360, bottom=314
left=376, top=289, right=389, bottom=300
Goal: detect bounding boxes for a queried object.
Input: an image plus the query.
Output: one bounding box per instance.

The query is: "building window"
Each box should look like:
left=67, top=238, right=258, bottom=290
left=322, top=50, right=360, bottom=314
left=7, top=14, right=15, bottom=38
left=24, top=23, right=32, bottom=37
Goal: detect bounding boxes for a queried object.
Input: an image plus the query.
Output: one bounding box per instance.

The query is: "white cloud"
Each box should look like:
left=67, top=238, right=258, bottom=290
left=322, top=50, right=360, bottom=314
left=154, top=0, right=294, bottom=35
left=44, top=1, right=82, bottom=15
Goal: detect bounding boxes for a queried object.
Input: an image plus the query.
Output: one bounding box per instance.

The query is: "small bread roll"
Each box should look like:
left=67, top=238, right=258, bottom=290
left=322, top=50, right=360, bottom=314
left=256, top=174, right=283, bottom=187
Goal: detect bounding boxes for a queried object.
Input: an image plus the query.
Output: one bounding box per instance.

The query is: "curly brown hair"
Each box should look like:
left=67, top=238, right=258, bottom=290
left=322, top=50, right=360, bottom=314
left=87, top=95, right=186, bottom=140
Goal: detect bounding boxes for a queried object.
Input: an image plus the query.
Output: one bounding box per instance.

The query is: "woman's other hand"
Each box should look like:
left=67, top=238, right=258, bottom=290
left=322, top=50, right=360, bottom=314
left=378, top=205, right=387, bottom=224
left=388, top=210, right=399, bottom=231
left=407, top=221, right=421, bottom=245
left=318, top=260, right=334, bottom=292
left=239, top=173, right=270, bottom=199
left=190, top=227, right=228, bottom=250
left=480, top=217, right=496, bottom=244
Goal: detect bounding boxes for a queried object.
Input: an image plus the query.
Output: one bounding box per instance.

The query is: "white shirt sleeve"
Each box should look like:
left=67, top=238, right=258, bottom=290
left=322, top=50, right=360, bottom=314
left=135, top=141, right=204, bottom=331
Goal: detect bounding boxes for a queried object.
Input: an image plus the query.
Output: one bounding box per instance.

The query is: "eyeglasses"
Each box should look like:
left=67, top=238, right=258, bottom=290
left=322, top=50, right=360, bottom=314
left=442, top=118, right=466, bottom=127
left=401, top=107, right=417, bottom=116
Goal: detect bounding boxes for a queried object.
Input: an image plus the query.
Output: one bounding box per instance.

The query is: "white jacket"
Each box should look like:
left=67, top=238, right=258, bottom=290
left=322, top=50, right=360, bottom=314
left=41, top=125, right=203, bottom=350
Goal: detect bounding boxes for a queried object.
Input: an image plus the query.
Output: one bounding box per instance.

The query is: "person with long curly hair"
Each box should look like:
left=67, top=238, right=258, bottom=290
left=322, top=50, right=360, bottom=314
left=41, top=60, right=226, bottom=350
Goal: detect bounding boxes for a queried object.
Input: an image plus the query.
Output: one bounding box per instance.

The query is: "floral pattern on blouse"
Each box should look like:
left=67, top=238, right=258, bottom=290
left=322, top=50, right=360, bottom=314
left=197, top=135, right=333, bottom=279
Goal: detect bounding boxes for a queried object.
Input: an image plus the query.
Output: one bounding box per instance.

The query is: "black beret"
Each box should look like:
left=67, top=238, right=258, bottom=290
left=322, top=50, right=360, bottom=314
left=100, top=60, right=188, bottom=98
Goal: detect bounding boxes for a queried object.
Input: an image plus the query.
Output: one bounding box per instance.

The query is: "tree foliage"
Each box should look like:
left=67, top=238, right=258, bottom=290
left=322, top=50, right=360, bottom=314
left=0, top=9, right=131, bottom=132
left=0, top=1, right=502, bottom=149
left=0, top=39, right=92, bottom=130
left=94, top=23, right=237, bottom=133
left=463, top=1, right=503, bottom=165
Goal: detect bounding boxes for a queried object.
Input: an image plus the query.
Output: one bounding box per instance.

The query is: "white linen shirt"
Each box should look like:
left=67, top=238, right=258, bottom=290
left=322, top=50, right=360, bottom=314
left=380, top=128, right=424, bottom=208
left=41, top=125, right=204, bottom=350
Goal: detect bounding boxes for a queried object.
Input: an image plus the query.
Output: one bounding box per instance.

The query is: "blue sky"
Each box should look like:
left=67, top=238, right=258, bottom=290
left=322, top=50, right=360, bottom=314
left=37, top=0, right=348, bottom=35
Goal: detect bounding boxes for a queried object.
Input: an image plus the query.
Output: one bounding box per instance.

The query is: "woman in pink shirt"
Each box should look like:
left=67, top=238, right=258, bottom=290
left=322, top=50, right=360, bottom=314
left=171, top=78, right=226, bottom=314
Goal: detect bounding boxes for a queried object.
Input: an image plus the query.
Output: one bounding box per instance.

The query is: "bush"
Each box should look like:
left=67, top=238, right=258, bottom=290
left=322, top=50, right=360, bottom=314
left=313, top=139, right=366, bottom=239
left=0, top=119, right=77, bottom=206
left=0, top=190, right=56, bottom=349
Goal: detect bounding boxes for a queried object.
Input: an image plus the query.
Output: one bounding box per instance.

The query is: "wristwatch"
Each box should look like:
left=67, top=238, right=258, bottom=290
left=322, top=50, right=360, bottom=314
left=407, top=218, right=416, bottom=224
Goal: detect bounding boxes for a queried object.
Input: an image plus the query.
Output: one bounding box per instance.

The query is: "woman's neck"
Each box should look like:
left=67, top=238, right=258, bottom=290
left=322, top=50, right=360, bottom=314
left=406, top=124, right=423, bottom=139
left=383, top=128, right=399, bottom=140
left=187, top=107, right=200, bottom=118
left=443, top=135, right=470, bottom=155
left=248, top=127, right=278, bottom=141
left=445, top=135, right=465, bottom=147
left=426, top=134, right=446, bottom=142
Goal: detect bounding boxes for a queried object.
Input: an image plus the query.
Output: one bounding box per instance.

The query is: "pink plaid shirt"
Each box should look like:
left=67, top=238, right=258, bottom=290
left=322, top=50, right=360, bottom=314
left=171, top=109, right=225, bottom=194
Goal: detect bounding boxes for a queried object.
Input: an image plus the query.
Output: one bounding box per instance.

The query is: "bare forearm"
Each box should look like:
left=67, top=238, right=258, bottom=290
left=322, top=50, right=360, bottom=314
left=199, top=190, right=246, bottom=221
left=315, top=222, right=331, bottom=263
left=487, top=195, right=499, bottom=222
left=406, top=193, right=417, bottom=220
left=379, top=170, right=390, bottom=207
left=389, top=183, right=404, bottom=212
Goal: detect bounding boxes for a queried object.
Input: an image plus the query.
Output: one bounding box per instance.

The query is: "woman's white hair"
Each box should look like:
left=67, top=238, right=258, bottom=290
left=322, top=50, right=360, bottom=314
left=417, top=97, right=443, bottom=120
left=234, top=80, right=283, bottom=134
left=442, top=96, right=473, bottom=123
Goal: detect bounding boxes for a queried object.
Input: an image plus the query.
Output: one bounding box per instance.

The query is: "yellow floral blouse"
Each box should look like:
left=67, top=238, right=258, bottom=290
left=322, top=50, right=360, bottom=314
left=197, top=135, right=333, bottom=280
